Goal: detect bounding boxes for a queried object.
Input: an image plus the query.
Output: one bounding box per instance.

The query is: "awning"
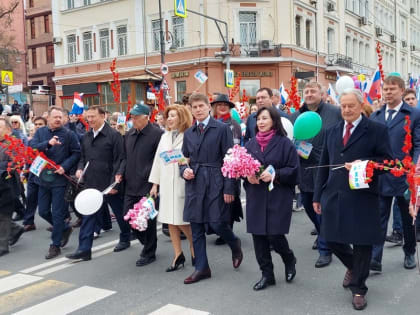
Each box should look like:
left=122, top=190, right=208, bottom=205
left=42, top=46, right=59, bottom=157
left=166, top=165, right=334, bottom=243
left=62, top=83, right=98, bottom=96
left=126, top=74, right=162, bottom=81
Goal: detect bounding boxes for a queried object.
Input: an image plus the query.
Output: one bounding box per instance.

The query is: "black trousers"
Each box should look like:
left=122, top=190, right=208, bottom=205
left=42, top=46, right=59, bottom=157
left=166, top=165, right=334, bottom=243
left=252, top=234, right=295, bottom=279
left=328, top=242, right=372, bottom=295
left=123, top=195, right=157, bottom=258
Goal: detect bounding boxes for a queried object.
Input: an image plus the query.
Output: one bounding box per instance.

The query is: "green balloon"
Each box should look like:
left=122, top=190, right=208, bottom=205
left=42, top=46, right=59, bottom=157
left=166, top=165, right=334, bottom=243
left=231, top=108, right=241, bottom=124
left=293, top=111, right=322, bottom=140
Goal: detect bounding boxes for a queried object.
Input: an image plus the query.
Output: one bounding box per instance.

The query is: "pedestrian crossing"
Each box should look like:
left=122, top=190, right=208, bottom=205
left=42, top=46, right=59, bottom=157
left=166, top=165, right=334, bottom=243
left=0, top=271, right=115, bottom=315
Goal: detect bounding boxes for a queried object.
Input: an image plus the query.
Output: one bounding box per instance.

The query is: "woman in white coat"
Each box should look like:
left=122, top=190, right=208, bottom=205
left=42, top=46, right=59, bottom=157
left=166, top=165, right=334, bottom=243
left=149, top=105, right=195, bottom=272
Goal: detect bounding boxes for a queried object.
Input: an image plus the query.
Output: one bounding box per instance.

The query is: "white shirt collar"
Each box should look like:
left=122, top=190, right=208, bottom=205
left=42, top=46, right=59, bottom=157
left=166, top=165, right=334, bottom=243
left=343, top=115, right=362, bottom=136
left=386, top=101, right=403, bottom=114
left=93, top=123, right=105, bottom=138
left=196, top=115, right=211, bottom=127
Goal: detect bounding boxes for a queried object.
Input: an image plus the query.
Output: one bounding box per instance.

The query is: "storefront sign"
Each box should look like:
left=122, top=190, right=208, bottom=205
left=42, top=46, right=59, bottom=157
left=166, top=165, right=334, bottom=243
left=171, top=71, right=189, bottom=79
left=236, top=71, right=273, bottom=77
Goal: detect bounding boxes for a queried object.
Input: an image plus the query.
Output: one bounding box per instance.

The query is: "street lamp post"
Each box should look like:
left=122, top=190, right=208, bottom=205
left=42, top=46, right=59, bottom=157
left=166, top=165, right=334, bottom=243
left=158, top=0, right=165, bottom=64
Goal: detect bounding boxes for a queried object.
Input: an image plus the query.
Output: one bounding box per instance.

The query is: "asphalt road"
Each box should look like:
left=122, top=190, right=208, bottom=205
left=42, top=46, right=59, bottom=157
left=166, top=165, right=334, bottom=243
left=1, top=205, right=420, bottom=315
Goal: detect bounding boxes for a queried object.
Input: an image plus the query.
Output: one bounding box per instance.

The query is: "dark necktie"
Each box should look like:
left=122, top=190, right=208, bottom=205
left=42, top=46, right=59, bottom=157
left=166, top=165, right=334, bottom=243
left=386, top=109, right=396, bottom=125
left=198, top=123, right=205, bottom=135
left=343, top=122, right=353, bottom=146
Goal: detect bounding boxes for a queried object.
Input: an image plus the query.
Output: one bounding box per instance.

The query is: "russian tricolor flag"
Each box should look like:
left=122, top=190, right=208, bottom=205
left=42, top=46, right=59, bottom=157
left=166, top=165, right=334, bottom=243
left=279, top=82, right=289, bottom=104
left=327, top=83, right=338, bottom=103
left=70, top=92, right=84, bottom=115
left=365, top=68, right=381, bottom=102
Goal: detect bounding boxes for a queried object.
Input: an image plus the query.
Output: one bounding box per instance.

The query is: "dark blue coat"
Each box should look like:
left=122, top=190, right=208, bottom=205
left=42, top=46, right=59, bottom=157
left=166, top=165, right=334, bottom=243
left=31, top=126, right=81, bottom=187
left=313, top=117, right=393, bottom=245
left=370, top=103, right=420, bottom=196
left=181, top=117, right=234, bottom=223
left=244, top=134, right=299, bottom=235
left=244, top=106, right=290, bottom=144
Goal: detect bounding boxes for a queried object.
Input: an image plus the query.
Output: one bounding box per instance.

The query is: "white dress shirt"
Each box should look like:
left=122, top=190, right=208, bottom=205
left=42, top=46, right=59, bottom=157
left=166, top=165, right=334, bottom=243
left=342, top=115, right=363, bottom=137
left=385, top=102, right=403, bottom=121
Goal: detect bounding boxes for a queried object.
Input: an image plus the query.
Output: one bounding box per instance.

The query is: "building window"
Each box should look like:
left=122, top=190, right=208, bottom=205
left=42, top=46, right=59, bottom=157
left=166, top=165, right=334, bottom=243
left=176, top=81, right=187, bottom=103
left=327, top=28, right=334, bottom=54
left=152, top=19, right=161, bottom=51
left=99, top=28, right=110, bottom=58
left=32, top=49, right=37, bottom=69
left=239, top=11, right=257, bottom=48
left=29, top=0, right=34, bottom=8
left=30, top=18, right=35, bottom=39
left=346, top=36, right=351, bottom=57
left=353, top=39, right=358, bottom=62
left=172, top=16, right=185, bottom=48
left=135, top=82, right=144, bottom=103
left=83, top=32, right=93, bottom=61
left=46, top=45, right=54, bottom=64
left=365, top=43, right=370, bottom=65
left=67, top=34, right=76, bottom=63
left=67, top=0, right=74, bottom=9
left=100, top=82, right=114, bottom=104
left=305, top=20, right=312, bottom=49
left=295, top=16, right=301, bottom=46
left=44, top=15, right=50, bottom=33
left=117, top=25, right=128, bottom=56
left=359, top=42, right=364, bottom=65
left=121, top=81, right=130, bottom=102
left=84, top=0, right=91, bottom=5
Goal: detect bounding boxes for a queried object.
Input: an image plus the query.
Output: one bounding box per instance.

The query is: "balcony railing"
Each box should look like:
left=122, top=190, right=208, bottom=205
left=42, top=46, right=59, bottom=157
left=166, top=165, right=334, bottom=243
left=230, top=43, right=282, bottom=57
left=326, top=54, right=353, bottom=69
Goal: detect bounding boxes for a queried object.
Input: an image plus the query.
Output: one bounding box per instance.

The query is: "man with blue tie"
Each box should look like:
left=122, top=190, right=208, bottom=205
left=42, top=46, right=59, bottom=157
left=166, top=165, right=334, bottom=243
left=370, top=75, right=420, bottom=271
left=181, top=93, right=243, bottom=284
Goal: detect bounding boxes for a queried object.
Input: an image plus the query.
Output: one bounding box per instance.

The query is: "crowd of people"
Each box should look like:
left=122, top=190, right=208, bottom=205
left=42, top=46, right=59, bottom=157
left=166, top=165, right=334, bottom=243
left=1, top=75, right=420, bottom=311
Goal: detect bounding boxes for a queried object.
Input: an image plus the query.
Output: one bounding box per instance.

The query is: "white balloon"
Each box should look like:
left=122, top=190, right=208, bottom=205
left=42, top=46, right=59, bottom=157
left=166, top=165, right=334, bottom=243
left=335, top=76, right=354, bottom=95
left=281, top=117, right=294, bottom=141
left=74, top=188, right=104, bottom=215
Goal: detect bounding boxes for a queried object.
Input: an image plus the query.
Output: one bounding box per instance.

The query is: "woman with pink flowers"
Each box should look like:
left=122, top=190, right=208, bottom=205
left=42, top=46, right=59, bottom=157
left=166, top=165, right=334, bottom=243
left=244, top=106, right=300, bottom=291
left=149, top=105, right=195, bottom=272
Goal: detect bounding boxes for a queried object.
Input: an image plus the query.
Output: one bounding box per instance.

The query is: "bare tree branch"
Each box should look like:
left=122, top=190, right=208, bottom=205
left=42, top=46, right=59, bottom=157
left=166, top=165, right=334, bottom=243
left=0, top=1, right=19, bottom=21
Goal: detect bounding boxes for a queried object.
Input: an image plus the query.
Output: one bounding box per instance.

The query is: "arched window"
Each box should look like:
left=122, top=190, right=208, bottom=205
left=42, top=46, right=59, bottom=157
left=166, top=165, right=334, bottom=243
left=359, top=42, right=364, bottom=64
left=327, top=28, right=335, bottom=54
left=295, top=16, right=301, bottom=46
left=365, top=43, right=370, bottom=65
left=346, top=36, right=352, bottom=57
left=305, top=20, right=312, bottom=49
left=353, top=39, right=358, bottom=62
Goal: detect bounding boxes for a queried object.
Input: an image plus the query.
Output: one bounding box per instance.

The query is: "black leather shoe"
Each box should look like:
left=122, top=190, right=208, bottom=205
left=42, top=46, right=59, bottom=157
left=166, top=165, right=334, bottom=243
left=9, top=227, right=24, bottom=246
left=404, top=254, right=416, bottom=269
left=0, top=250, right=9, bottom=257
left=312, top=238, right=318, bottom=250
left=66, top=250, right=92, bottom=261
left=352, top=294, right=367, bottom=310
left=232, top=239, right=243, bottom=269
left=215, top=237, right=226, bottom=245
left=136, top=256, right=156, bottom=267
left=23, top=224, right=36, bottom=232
left=310, top=228, right=318, bottom=236
left=113, top=242, right=130, bottom=252
left=60, top=227, right=73, bottom=248
left=184, top=268, right=211, bottom=284
left=166, top=252, right=186, bottom=272
left=285, top=257, right=297, bottom=283
left=370, top=261, right=382, bottom=272
left=385, top=230, right=403, bottom=245
left=315, top=255, right=332, bottom=268
left=45, top=245, right=61, bottom=259
left=253, top=276, right=276, bottom=291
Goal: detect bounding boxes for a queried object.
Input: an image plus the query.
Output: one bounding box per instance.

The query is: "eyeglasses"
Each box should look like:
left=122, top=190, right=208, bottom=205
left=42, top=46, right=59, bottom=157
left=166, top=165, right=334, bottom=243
left=11, top=121, right=19, bottom=124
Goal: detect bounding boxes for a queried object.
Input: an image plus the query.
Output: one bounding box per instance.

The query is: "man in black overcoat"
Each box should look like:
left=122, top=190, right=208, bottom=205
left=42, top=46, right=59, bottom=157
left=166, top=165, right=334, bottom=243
left=370, top=75, right=420, bottom=271
left=181, top=93, right=243, bottom=285
left=313, top=89, right=392, bottom=310
left=122, top=103, right=163, bottom=267
left=66, top=106, right=128, bottom=261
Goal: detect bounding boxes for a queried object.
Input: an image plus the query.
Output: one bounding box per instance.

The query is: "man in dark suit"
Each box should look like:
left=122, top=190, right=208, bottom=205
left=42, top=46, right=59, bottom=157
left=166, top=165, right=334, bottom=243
left=370, top=75, right=420, bottom=272
left=244, top=87, right=289, bottom=143
left=291, top=81, right=342, bottom=268
left=181, top=93, right=243, bottom=284
left=314, top=88, right=393, bottom=310
left=123, top=103, right=163, bottom=267
left=66, top=106, right=128, bottom=261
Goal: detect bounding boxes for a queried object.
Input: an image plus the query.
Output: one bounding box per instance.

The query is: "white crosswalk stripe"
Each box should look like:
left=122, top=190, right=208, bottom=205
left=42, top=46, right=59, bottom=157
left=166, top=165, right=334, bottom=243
left=0, top=274, right=42, bottom=295
left=149, top=304, right=210, bottom=315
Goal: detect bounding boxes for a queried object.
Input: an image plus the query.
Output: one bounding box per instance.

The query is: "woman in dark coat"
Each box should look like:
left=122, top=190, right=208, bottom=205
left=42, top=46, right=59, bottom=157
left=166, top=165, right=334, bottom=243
left=211, top=94, right=243, bottom=245
left=244, top=106, right=300, bottom=291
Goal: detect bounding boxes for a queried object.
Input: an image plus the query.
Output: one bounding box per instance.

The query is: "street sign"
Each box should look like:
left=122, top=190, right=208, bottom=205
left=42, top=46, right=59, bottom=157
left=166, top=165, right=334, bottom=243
left=7, top=84, right=22, bottom=94
left=1, top=71, right=13, bottom=86
left=160, top=63, right=169, bottom=75
left=225, top=69, right=234, bottom=88
left=194, top=70, right=208, bottom=84
left=175, top=0, right=187, bottom=18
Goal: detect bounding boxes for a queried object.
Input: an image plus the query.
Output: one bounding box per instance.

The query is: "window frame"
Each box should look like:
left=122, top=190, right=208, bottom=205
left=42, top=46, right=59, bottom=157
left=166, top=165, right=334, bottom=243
left=99, top=28, right=110, bottom=59
left=46, top=44, right=54, bottom=64
left=67, top=34, right=77, bottom=64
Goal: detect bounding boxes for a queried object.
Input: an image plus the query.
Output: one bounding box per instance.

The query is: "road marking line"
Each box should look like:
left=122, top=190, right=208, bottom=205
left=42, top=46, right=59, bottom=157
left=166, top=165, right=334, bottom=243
left=0, top=274, right=42, bottom=295
left=0, top=270, right=11, bottom=277
left=19, top=239, right=119, bottom=274
left=149, top=304, right=210, bottom=315
left=34, top=247, right=115, bottom=276
left=12, top=285, right=115, bottom=315
left=0, top=280, right=73, bottom=315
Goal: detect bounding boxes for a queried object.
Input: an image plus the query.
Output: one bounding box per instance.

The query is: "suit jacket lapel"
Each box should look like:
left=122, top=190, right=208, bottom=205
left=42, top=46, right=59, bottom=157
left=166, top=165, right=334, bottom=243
left=388, top=103, right=412, bottom=129
left=342, top=116, right=368, bottom=151
left=195, top=117, right=214, bottom=154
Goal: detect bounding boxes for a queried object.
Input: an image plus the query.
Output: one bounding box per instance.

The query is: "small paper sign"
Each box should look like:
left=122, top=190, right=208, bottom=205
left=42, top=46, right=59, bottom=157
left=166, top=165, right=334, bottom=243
left=146, top=198, right=158, bottom=220
left=266, top=165, right=275, bottom=191
left=126, top=121, right=133, bottom=129
left=147, top=91, right=156, bottom=100
left=349, top=160, right=370, bottom=190
left=295, top=140, right=313, bottom=159
left=159, top=149, right=184, bottom=165
left=194, top=70, right=208, bottom=84
left=29, top=155, right=48, bottom=177
left=117, top=115, right=126, bottom=125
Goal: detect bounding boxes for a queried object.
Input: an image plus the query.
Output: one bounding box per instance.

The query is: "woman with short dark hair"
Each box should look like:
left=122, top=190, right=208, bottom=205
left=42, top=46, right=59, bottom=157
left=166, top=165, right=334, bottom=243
left=244, top=106, right=300, bottom=291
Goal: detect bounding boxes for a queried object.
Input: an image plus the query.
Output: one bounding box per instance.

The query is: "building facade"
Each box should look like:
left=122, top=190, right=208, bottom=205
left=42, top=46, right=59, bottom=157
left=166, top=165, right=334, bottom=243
left=52, top=0, right=420, bottom=110
left=25, top=0, right=55, bottom=115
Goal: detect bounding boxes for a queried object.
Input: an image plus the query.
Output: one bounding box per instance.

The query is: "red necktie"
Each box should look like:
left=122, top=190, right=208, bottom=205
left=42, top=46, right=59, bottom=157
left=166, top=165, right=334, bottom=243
left=343, top=123, right=353, bottom=146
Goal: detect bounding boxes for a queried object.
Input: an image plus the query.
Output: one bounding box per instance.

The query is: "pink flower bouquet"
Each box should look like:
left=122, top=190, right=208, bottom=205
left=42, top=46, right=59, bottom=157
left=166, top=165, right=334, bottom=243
left=123, top=196, right=158, bottom=231
left=222, top=144, right=262, bottom=179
